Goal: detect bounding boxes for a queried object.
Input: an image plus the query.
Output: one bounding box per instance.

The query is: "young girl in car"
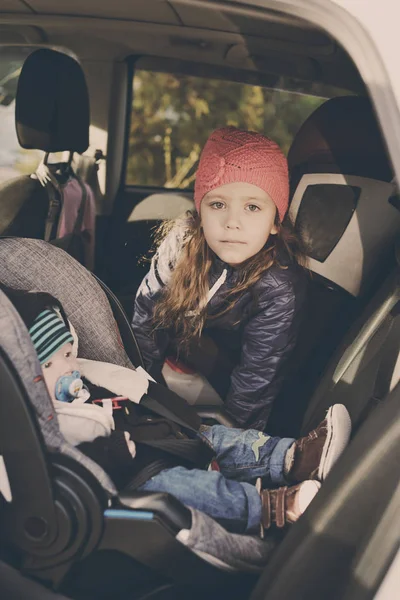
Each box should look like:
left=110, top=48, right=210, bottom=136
left=132, top=127, right=307, bottom=430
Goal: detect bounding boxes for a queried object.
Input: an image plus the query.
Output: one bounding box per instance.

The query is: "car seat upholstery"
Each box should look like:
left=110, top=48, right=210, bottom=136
left=127, top=193, right=194, bottom=223
left=0, top=48, right=96, bottom=269
left=288, top=96, right=398, bottom=296
left=268, top=96, right=400, bottom=436
left=301, top=239, right=399, bottom=435
left=0, top=237, right=138, bottom=368
left=0, top=561, right=72, bottom=600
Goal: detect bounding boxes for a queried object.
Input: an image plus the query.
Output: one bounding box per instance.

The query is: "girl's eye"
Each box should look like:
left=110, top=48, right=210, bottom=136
left=43, top=362, right=51, bottom=369
left=246, top=204, right=260, bottom=212
left=210, top=201, right=225, bottom=210
left=65, top=351, right=72, bottom=358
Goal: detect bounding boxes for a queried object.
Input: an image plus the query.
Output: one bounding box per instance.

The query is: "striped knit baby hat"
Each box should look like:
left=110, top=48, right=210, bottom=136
left=29, top=308, right=73, bottom=364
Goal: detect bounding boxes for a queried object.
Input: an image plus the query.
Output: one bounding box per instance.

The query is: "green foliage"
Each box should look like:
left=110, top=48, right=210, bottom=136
left=126, top=70, right=325, bottom=188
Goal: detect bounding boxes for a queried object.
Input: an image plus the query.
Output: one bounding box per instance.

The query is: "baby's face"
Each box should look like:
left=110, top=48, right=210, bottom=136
left=41, top=342, right=79, bottom=403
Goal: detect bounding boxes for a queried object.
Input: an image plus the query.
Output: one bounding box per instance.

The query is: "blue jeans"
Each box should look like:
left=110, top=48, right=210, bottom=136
left=139, top=425, right=294, bottom=534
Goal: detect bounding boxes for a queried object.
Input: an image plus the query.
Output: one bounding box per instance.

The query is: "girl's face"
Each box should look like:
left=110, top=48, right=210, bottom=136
left=41, top=342, right=79, bottom=403
left=200, top=182, right=278, bottom=266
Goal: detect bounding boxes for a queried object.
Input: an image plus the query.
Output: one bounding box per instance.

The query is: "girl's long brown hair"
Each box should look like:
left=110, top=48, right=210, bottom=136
left=153, top=211, right=307, bottom=348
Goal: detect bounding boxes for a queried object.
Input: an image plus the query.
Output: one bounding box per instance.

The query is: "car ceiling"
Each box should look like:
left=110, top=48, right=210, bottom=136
left=0, top=0, right=364, bottom=94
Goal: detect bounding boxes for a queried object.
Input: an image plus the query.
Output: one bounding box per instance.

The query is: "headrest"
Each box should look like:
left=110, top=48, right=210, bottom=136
left=15, top=48, right=90, bottom=153
left=288, top=96, right=399, bottom=297
left=288, top=96, right=393, bottom=184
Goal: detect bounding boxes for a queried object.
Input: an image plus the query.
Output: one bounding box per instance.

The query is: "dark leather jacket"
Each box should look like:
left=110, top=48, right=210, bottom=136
left=132, top=224, right=307, bottom=430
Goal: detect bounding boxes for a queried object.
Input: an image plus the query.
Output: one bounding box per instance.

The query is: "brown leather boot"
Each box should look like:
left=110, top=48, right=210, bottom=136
left=286, top=404, right=351, bottom=483
left=261, top=480, right=320, bottom=533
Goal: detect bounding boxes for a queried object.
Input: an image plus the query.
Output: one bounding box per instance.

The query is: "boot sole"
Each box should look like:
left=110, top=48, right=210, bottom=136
left=298, top=480, right=321, bottom=514
left=318, top=404, right=351, bottom=481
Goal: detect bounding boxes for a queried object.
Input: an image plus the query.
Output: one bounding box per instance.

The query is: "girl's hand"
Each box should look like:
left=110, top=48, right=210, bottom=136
left=124, top=431, right=137, bottom=458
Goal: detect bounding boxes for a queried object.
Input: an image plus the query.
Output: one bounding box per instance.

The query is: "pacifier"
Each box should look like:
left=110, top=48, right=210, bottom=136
left=55, top=370, right=84, bottom=403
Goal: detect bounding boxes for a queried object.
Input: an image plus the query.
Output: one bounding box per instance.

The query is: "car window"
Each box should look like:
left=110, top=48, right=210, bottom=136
left=126, top=68, right=326, bottom=189
left=0, top=46, right=105, bottom=189
left=0, top=46, right=43, bottom=183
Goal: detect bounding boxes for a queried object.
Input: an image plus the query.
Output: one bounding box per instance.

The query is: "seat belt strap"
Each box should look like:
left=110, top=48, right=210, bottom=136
left=141, top=381, right=202, bottom=433
left=134, top=437, right=214, bottom=466
left=122, top=439, right=215, bottom=491
left=124, top=458, right=179, bottom=491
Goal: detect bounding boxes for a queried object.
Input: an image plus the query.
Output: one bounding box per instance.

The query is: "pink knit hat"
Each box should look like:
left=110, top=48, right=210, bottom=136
left=194, top=127, right=289, bottom=221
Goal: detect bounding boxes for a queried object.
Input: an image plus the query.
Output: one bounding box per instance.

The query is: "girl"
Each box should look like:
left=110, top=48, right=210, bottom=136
left=132, top=127, right=307, bottom=430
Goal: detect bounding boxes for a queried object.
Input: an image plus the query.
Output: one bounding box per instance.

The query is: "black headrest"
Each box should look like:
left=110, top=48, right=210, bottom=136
left=15, top=48, right=90, bottom=153
left=287, top=96, right=400, bottom=297
left=288, top=96, right=393, bottom=185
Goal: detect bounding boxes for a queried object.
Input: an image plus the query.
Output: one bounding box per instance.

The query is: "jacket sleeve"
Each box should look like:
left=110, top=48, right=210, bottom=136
left=131, top=220, right=187, bottom=380
left=224, top=281, right=304, bottom=431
